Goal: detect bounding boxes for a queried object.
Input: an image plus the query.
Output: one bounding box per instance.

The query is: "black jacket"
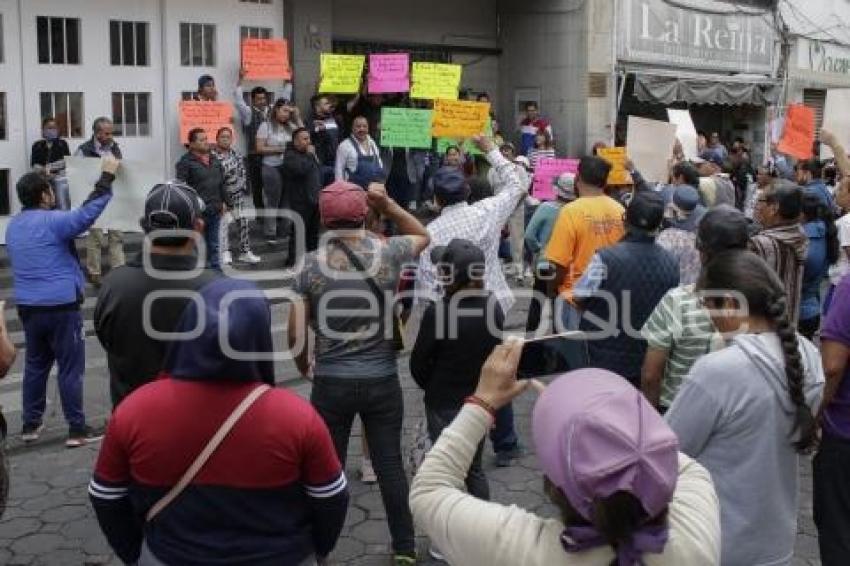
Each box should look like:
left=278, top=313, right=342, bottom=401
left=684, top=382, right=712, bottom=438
left=410, top=293, right=504, bottom=410
left=282, top=148, right=322, bottom=205
left=306, top=114, right=340, bottom=168
left=30, top=139, right=71, bottom=168
left=175, top=152, right=226, bottom=208
left=94, top=253, right=220, bottom=406
left=76, top=137, right=123, bottom=159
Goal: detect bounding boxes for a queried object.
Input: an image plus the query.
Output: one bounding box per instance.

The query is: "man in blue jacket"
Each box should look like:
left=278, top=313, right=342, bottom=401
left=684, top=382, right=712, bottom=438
left=6, top=156, right=119, bottom=448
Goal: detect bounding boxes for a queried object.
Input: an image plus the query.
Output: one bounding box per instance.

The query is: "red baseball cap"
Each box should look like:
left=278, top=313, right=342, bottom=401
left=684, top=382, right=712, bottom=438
left=319, top=181, right=369, bottom=227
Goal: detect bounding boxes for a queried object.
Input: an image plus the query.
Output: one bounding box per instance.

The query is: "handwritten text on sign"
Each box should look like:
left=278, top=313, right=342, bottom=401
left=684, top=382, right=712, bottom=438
left=179, top=101, right=234, bottom=145
left=431, top=100, right=490, bottom=138
left=369, top=53, right=410, bottom=94
left=533, top=158, right=579, bottom=201
left=410, top=63, right=462, bottom=100
left=778, top=104, right=815, bottom=160
left=241, top=39, right=291, bottom=80
left=597, top=147, right=631, bottom=186
left=319, top=54, right=365, bottom=94
left=380, top=108, right=433, bottom=149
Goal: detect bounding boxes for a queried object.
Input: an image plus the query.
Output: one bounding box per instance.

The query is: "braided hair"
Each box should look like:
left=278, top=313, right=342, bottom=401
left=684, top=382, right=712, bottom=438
left=699, top=251, right=817, bottom=453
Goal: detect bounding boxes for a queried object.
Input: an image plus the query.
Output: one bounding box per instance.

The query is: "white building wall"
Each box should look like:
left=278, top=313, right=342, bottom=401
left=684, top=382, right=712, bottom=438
left=0, top=0, right=25, bottom=239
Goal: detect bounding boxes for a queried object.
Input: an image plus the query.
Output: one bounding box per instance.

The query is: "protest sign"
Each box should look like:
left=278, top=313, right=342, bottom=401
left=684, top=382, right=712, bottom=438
left=667, top=109, right=698, bottom=161
left=368, top=53, right=410, bottom=93
left=66, top=157, right=161, bottom=232
left=533, top=158, right=579, bottom=201
left=431, top=100, right=490, bottom=139
left=436, top=119, right=494, bottom=156
left=820, top=90, right=850, bottom=160
left=179, top=101, right=234, bottom=145
left=241, top=39, right=291, bottom=80
left=380, top=107, right=433, bottom=149
left=598, top=147, right=631, bottom=185
left=319, top=54, right=365, bottom=94
left=626, top=116, right=677, bottom=184
left=777, top=104, right=815, bottom=160
left=410, top=62, right=462, bottom=100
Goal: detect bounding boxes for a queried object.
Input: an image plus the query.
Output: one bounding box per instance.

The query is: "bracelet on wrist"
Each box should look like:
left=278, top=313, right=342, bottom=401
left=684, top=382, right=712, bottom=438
left=464, top=395, right=496, bottom=418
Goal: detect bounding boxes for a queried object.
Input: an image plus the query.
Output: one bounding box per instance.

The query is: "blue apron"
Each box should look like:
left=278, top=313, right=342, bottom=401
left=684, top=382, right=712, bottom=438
left=346, top=137, right=384, bottom=188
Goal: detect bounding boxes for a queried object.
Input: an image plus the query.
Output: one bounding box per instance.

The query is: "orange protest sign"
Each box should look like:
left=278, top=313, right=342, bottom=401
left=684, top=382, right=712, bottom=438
left=179, top=101, right=234, bottom=145
left=431, top=100, right=490, bottom=139
left=598, top=147, right=631, bottom=185
left=777, top=104, right=815, bottom=160
left=242, top=39, right=291, bottom=80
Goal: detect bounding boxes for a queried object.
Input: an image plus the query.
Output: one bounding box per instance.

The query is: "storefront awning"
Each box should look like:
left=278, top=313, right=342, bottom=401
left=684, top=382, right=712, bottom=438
left=633, top=73, right=780, bottom=106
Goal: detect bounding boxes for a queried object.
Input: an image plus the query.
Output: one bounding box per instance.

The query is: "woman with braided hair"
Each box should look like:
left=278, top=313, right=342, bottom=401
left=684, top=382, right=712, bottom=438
left=666, top=251, right=824, bottom=566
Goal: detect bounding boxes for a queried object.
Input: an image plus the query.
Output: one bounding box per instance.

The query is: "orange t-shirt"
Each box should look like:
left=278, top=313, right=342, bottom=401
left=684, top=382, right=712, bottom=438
left=545, top=195, right=625, bottom=300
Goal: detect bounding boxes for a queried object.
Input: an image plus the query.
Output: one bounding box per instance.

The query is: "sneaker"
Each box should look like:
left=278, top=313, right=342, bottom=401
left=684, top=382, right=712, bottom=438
left=66, top=426, right=104, bottom=449
left=21, top=423, right=45, bottom=443
left=239, top=251, right=261, bottom=264
left=222, top=251, right=233, bottom=266
left=360, top=459, right=377, bottom=484
left=428, top=546, right=446, bottom=562
left=393, top=552, right=417, bottom=565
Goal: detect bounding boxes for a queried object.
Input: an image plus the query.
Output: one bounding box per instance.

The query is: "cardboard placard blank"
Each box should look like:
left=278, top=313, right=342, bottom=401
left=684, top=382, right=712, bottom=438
left=598, top=147, right=631, bottom=186
left=821, top=90, right=850, bottom=160
left=380, top=107, right=433, bottom=149
left=179, top=101, right=234, bottom=145
left=431, top=100, right=490, bottom=139
left=410, top=63, right=462, bottom=100
left=319, top=54, right=365, bottom=94
left=667, top=109, right=698, bottom=161
left=533, top=158, right=579, bottom=201
left=368, top=53, right=410, bottom=94
left=777, top=104, right=815, bottom=161
left=626, top=116, right=677, bottom=184
left=242, top=39, right=291, bottom=80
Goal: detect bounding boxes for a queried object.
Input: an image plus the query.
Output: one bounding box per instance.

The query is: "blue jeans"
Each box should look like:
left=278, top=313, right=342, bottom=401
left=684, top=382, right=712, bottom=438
left=203, top=207, right=222, bottom=270
left=551, top=297, right=587, bottom=370
left=20, top=308, right=86, bottom=431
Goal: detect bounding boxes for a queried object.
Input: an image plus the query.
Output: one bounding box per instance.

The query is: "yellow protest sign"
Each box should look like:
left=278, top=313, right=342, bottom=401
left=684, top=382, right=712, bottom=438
left=319, top=54, right=365, bottom=94
left=431, top=100, right=490, bottom=139
left=410, top=62, right=462, bottom=100
left=598, top=147, right=631, bottom=186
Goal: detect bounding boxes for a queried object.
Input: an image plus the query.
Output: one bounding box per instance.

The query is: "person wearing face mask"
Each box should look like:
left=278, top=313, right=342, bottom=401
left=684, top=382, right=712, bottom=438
left=31, top=117, right=72, bottom=210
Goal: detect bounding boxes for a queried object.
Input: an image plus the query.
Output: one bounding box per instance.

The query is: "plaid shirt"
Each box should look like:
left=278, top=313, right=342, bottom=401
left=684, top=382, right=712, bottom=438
left=416, top=149, right=525, bottom=312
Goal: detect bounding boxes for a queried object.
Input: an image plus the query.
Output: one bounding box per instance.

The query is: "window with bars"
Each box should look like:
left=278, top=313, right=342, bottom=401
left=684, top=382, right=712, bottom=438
left=110, top=21, right=149, bottom=66
left=240, top=26, right=272, bottom=40
left=0, top=93, right=6, bottom=141
left=40, top=92, right=84, bottom=138
left=332, top=40, right=451, bottom=64
left=180, top=23, right=216, bottom=66
left=0, top=169, right=9, bottom=216
left=36, top=16, right=80, bottom=64
left=112, top=93, right=151, bottom=137
left=0, top=14, right=5, bottom=63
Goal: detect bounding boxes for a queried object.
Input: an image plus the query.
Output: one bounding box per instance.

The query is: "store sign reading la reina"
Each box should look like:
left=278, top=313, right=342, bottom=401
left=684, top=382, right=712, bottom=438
left=625, top=0, right=774, bottom=73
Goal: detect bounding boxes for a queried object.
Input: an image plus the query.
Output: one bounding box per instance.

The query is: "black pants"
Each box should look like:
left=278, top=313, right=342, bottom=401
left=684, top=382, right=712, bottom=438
left=289, top=196, right=320, bottom=257
left=425, top=405, right=489, bottom=501
left=311, top=376, right=415, bottom=555
left=814, top=434, right=850, bottom=565
left=245, top=155, right=264, bottom=210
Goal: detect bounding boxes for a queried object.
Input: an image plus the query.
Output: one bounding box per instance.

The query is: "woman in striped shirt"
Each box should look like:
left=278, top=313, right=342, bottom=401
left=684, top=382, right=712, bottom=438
left=527, top=129, right=555, bottom=170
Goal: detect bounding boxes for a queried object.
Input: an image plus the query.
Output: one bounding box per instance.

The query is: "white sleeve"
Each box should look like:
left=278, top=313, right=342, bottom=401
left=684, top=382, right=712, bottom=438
left=476, top=149, right=526, bottom=226
left=233, top=85, right=251, bottom=125
left=335, top=141, right=349, bottom=181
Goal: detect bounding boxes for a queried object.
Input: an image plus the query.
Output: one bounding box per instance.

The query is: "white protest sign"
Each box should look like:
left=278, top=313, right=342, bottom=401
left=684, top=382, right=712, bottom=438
left=667, top=109, right=698, bottom=160
left=626, top=116, right=677, bottom=184
left=66, top=157, right=162, bottom=232
left=821, top=89, right=850, bottom=160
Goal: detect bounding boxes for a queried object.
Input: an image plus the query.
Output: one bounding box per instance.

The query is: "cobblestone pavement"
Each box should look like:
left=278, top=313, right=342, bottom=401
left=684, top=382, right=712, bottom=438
left=0, top=353, right=824, bottom=565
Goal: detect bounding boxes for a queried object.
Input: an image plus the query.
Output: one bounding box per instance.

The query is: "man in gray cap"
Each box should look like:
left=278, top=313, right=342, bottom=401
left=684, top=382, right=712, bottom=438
left=94, top=182, right=220, bottom=407
left=657, top=185, right=706, bottom=286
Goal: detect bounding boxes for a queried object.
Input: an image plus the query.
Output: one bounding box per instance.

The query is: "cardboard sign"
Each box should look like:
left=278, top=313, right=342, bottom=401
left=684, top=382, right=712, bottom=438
left=431, top=100, right=490, bottom=138
left=821, top=90, right=850, bottom=160
left=380, top=107, right=433, bottom=149
left=410, top=62, right=462, bottom=100
left=777, top=104, right=815, bottom=160
left=319, top=54, right=365, bottom=94
left=368, top=53, right=410, bottom=94
left=667, top=109, right=698, bottom=161
left=66, top=157, right=162, bottom=232
left=533, top=158, right=579, bottom=201
left=626, top=116, right=677, bottom=184
left=241, top=39, right=291, bottom=80
left=436, top=119, right=494, bottom=156
left=598, top=147, right=631, bottom=185
left=179, top=101, right=234, bottom=145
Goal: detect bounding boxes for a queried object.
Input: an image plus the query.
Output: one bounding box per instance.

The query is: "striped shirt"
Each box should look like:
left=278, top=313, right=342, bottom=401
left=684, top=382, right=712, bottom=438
left=641, top=285, right=720, bottom=408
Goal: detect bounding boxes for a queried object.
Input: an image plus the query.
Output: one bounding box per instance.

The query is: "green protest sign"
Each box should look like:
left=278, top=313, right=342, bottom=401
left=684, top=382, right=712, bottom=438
left=380, top=107, right=433, bottom=149
left=436, top=119, right=493, bottom=155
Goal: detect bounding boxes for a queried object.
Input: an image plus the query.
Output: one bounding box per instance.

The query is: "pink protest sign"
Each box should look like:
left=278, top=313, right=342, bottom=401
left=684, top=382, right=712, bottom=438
left=368, top=53, right=410, bottom=93
left=533, top=158, right=579, bottom=201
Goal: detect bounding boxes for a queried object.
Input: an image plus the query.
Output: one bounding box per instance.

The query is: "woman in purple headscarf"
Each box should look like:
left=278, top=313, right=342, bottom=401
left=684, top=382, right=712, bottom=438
left=409, top=340, right=721, bottom=565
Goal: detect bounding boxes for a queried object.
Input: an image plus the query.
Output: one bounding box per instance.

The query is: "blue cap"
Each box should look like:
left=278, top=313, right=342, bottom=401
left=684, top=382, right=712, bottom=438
left=432, top=167, right=470, bottom=201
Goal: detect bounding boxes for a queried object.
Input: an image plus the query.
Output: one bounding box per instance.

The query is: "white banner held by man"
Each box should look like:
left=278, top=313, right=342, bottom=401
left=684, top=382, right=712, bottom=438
left=821, top=89, right=850, bottom=160
left=626, top=116, right=677, bottom=184
left=667, top=109, right=698, bottom=161
left=66, top=157, right=162, bottom=232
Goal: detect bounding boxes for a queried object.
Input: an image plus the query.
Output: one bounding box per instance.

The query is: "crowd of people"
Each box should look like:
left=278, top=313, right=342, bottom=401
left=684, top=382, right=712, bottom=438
left=1, top=64, right=850, bottom=566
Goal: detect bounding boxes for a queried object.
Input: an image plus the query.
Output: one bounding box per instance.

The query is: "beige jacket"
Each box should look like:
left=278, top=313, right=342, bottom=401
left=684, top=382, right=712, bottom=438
left=410, top=404, right=721, bottom=566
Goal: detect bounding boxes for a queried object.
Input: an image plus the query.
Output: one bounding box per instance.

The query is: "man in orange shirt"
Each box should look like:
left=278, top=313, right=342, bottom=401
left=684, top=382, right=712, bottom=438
left=545, top=156, right=625, bottom=368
